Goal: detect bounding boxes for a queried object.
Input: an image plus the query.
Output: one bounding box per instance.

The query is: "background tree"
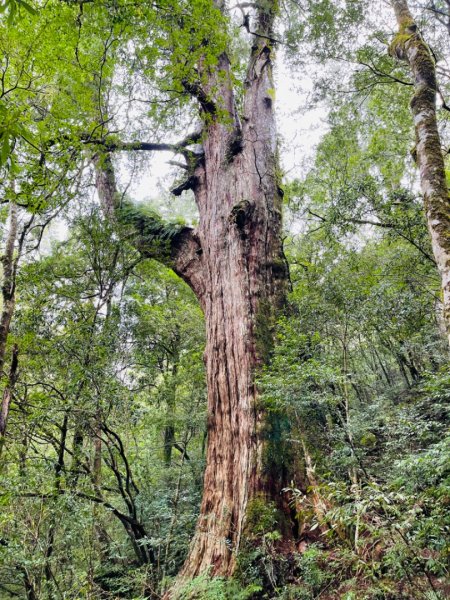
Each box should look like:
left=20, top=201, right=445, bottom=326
left=390, top=0, right=450, bottom=346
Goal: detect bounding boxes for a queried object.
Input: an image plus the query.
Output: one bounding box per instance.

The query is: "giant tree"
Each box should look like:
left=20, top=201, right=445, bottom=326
left=91, top=0, right=289, bottom=581
left=7, top=0, right=290, bottom=580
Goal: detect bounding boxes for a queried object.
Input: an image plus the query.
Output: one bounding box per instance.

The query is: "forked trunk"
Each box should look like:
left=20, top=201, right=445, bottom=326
left=177, top=36, right=287, bottom=577
left=94, top=1, right=289, bottom=583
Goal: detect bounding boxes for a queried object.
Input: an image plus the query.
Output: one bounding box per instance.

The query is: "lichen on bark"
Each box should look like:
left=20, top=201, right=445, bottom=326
left=390, top=0, right=450, bottom=346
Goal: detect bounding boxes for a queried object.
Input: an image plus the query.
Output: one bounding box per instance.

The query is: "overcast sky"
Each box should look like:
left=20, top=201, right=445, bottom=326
left=128, top=50, right=328, bottom=205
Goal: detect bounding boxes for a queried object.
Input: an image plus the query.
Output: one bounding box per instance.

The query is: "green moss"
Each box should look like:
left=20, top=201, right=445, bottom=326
left=254, top=298, right=275, bottom=364
left=245, top=495, right=279, bottom=538
left=399, top=19, right=415, bottom=34
left=388, top=33, right=412, bottom=58
left=265, top=87, right=276, bottom=101
left=360, top=432, right=377, bottom=448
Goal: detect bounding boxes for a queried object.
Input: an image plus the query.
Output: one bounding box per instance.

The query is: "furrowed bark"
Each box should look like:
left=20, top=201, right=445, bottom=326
left=94, top=0, right=289, bottom=585
left=175, top=0, right=288, bottom=581
left=390, top=0, right=450, bottom=346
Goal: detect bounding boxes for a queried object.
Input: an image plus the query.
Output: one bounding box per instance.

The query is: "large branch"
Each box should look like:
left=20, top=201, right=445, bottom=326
left=47, top=130, right=203, bottom=162
left=94, top=153, right=206, bottom=299
left=97, top=129, right=202, bottom=156
left=88, top=129, right=204, bottom=197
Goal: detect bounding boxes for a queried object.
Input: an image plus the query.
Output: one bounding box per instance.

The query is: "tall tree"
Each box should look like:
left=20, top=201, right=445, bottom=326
left=95, top=0, right=288, bottom=581
left=390, top=0, right=450, bottom=346
left=0, top=199, right=33, bottom=452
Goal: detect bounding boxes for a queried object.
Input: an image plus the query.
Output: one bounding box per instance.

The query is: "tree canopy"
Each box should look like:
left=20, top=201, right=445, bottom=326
left=0, top=1, right=449, bottom=599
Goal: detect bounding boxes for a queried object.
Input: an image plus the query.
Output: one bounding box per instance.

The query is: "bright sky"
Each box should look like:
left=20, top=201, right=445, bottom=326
left=130, top=51, right=328, bottom=205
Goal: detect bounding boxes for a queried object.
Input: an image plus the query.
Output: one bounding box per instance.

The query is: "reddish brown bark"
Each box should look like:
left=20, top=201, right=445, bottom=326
left=177, top=38, right=287, bottom=578
left=95, top=0, right=288, bottom=583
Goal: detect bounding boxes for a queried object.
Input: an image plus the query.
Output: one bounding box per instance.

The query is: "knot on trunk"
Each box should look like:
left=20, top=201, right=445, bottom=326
left=229, top=200, right=254, bottom=234
left=225, top=129, right=244, bottom=164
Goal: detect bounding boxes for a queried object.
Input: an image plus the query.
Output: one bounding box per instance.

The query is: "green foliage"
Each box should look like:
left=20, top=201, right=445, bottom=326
left=0, top=0, right=449, bottom=598
left=117, top=201, right=185, bottom=260
left=0, top=208, right=206, bottom=597
left=245, top=496, right=279, bottom=538
left=0, top=0, right=36, bottom=25
left=171, top=573, right=261, bottom=600
left=295, top=545, right=333, bottom=593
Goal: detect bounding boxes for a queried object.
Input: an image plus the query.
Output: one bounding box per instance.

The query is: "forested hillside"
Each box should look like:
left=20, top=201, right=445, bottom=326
left=0, top=1, right=449, bottom=598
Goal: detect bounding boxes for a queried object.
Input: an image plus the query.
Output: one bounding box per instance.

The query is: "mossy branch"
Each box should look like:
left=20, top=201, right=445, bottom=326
left=116, top=202, right=187, bottom=264
left=94, top=151, right=205, bottom=296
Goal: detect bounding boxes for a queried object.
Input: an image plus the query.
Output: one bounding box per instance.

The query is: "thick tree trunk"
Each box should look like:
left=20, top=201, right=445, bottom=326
left=95, top=1, right=288, bottom=583
left=390, top=0, right=450, bottom=346
left=177, top=20, right=287, bottom=579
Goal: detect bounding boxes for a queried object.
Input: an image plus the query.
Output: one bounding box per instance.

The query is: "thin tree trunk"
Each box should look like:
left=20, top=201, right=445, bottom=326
left=341, top=329, right=359, bottom=485
left=68, top=317, right=101, bottom=487
left=163, top=358, right=179, bottom=466
left=300, top=436, right=329, bottom=524
left=0, top=201, right=19, bottom=456
left=163, top=442, right=188, bottom=581
left=0, top=201, right=34, bottom=459
left=23, top=570, right=37, bottom=600
left=93, top=425, right=102, bottom=490
left=0, top=202, right=18, bottom=378
left=0, top=344, right=19, bottom=457
left=390, top=0, right=450, bottom=346
left=372, top=342, right=392, bottom=386
left=44, top=413, right=68, bottom=592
